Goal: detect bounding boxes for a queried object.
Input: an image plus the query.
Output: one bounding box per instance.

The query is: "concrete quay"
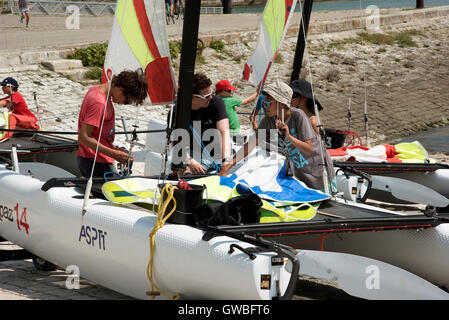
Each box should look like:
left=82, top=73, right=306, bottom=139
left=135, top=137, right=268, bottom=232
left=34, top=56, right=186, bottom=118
left=1, top=6, right=449, bottom=71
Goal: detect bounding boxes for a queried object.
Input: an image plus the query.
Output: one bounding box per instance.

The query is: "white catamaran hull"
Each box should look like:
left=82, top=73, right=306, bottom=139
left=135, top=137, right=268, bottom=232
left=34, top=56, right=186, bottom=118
left=295, top=199, right=449, bottom=289
left=0, top=165, right=292, bottom=300
left=379, top=169, right=449, bottom=200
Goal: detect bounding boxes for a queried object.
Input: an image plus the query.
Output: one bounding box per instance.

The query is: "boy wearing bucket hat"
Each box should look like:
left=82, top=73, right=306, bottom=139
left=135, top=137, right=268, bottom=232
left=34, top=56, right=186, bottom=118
left=0, top=77, right=39, bottom=129
left=219, top=79, right=335, bottom=191
left=289, top=79, right=323, bottom=135
left=215, top=80, right=257, bottom=135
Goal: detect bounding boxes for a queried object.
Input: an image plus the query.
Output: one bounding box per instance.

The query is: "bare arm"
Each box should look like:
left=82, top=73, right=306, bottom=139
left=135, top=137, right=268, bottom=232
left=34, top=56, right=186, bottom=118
left=277, top=120, right=313, bottom=156
left=241, top=91, right=258, bottom=105
left=216, top=118, right=231, bottom=160
left=218, top=133, right=258, bottom=176
left=0, top=97, right=13, bottom=110
left=310, top=116, right=319, bottom=135
left=249, top=108, right=259, bottom=131
left=78, top=123, right=131, bottom=164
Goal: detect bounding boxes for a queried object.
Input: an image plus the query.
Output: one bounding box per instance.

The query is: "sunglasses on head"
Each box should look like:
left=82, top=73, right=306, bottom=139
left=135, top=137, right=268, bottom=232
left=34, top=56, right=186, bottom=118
left=193, top=93, right=213, bottom=100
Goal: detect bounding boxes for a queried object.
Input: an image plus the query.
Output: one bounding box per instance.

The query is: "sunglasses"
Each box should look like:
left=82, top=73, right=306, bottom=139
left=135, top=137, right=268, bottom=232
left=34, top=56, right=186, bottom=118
left=193, top=93, right=213, bottom=100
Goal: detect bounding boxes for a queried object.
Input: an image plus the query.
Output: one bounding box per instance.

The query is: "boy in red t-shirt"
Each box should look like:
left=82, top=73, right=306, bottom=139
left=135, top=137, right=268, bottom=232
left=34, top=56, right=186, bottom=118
left=77, top=69, right=148, bottom=179
left=0, top=77, right=39, bottom=129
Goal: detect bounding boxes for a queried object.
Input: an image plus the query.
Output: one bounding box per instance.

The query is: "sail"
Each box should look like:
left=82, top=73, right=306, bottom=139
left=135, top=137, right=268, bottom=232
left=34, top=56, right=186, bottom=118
left=103, top=0, right=176, bottom=104
left=243, top=0, right=297, bottom=87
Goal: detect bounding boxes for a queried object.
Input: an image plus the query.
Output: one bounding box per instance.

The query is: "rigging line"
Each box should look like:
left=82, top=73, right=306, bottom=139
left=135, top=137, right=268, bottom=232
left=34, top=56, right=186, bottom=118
left=0, top=128, right=166, bottom=135
left=154, top=104, right=175, bottom=208
left=250, top=0, right=293, bottom=127
left=133, top=3, right=151, bottom=130
left=83, top=0, right=130, bottom=216
left=297, top=0, right=330, bottom=195
left=189, top=124, right=220, bottom=172
left=82, top=79, right=113, bottom=216
left=347, top=96, right=352, bottom=131
left=271, top=0, right=283, bottom=81
left=359, top=0, right=369, bottom=147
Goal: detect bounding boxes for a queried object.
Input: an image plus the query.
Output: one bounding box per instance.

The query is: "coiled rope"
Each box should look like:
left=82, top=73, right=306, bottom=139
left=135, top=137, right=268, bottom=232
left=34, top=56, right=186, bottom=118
left=146, top=183, right=180, bottom=300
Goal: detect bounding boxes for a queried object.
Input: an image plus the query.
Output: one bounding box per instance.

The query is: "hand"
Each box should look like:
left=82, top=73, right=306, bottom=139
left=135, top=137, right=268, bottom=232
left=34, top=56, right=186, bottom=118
left=5, top=100, right=14, bottom=111
left=187, top=158, right=206, bottom=174
left=276, top=119, right=289, bottom=138
left=113, top=149, right=132, bottom=164
left=249, top=110, right=256, bottom=123
left=218, top=162, right=233, bottom=177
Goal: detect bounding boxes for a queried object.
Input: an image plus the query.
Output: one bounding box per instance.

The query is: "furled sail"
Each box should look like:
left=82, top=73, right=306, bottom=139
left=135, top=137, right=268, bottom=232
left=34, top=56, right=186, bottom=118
left=243, top=0, right=297, bottom=87
left=103, top=0, right=176, bottom=104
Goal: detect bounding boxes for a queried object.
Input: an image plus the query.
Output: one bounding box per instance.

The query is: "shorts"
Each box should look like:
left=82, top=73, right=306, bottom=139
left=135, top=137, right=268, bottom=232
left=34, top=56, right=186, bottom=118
left=77, top=156, right=116, bottom=179
left=20, top=8, right=30, bottom=15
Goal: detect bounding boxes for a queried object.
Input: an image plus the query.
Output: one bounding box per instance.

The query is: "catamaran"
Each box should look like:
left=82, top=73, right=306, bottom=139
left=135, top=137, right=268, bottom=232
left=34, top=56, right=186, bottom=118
left=0, top=0, right=448, bottom=300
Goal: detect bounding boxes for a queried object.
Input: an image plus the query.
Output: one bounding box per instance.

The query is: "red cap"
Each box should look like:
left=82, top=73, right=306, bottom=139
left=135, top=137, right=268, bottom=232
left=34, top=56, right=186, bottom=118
left=215, top=80, right=238, bottom=92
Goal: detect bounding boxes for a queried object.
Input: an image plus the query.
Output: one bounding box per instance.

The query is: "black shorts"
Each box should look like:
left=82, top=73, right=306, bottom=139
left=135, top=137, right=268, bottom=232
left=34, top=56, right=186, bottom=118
left=77, top=156, right=116, bottom=179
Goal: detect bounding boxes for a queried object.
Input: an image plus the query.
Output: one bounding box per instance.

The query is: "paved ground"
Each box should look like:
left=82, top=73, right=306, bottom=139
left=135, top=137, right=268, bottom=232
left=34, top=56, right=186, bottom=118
left=0, top=242, right=133, bottom=300
left=0, top=7, right=408, bottom=52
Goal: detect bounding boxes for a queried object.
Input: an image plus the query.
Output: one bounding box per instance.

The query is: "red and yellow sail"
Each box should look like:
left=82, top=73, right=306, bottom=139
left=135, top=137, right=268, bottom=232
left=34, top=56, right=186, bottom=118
left=103, top=0, right=176, bottom=104
left=243, top=0, right=297, bottom=87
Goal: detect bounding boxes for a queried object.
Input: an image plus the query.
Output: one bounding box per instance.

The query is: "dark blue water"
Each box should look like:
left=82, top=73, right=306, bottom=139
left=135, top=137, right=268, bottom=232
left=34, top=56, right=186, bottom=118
left=233, top=0, right=449, bottom=13
left=396, top=126, right=449, bottom=154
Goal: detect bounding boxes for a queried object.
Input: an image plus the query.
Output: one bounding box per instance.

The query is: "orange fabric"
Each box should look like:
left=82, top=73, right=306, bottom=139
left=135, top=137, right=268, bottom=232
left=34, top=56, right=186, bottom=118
left=0, top=113, right=39, bottom=142
left=384, top=144, right=396, bottom=159
left=328, top=145, right=403, bottom=163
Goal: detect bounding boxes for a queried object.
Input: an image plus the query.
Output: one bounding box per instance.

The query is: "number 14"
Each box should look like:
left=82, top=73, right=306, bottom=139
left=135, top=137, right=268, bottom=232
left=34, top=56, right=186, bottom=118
left=14, top=203, right=29, bottom=234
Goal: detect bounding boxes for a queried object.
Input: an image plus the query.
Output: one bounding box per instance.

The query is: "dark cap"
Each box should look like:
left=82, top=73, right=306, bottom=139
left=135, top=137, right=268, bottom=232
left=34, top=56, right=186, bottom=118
left=289, top=79, right=323, bottom=111
left=0, top=77, right=19, bottom=90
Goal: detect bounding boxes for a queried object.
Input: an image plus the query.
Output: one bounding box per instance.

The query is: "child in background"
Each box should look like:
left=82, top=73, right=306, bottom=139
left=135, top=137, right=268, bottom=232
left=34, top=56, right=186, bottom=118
left=215, top=80, right=257, bottom=135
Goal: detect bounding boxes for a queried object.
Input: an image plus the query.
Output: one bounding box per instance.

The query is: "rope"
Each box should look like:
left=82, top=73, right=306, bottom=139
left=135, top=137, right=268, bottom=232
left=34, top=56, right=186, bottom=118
left=0, top=128, right=166, bottom=135
left=297, top=0, right=330, bottom=195
left=146, top=183, right=180, bottom=300
left=340, top=130, right=363, bottom=146
left=189, top=124, right=220, bottom=173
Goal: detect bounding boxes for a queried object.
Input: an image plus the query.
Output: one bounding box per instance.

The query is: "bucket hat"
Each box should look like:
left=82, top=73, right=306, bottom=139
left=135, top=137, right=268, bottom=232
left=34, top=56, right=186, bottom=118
left=289, top=79, right=323, bottom=111
left=262, top=80, right=292, bottom=108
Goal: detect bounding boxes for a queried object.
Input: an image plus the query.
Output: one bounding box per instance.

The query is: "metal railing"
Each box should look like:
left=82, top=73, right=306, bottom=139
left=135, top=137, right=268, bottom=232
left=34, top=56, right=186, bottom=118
left=8, top=0, right=223, bottom=16
left=200, top=6, right=223, bottom=14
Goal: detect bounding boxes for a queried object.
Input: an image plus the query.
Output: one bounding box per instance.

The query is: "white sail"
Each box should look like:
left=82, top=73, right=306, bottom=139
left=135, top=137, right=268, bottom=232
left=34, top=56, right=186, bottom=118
left=103, top=0, right=176, bottom=104
left=243, top=0, right=297, bottom=87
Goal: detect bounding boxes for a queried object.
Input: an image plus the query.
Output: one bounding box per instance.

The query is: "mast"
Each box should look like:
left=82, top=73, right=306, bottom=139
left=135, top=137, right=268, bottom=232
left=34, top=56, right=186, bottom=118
left=290, top=0, right=330, bottom=194
left=290, top=0, right=313, bottom=82
left=171, top=0, right=202, bottom=170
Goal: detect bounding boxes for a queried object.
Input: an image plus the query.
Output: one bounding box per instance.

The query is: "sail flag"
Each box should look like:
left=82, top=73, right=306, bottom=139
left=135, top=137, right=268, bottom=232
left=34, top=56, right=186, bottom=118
left=103, top=0, right=176, bottom=104
left=243, top=0, right=297, bottom=87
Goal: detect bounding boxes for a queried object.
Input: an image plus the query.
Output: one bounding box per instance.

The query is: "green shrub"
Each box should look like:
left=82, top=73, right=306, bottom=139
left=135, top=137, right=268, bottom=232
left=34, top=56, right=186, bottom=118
left=67, top=42, right=108, bottom=67
left=196, top=55, right=206, bottom=64
left=395, top=32, right=418, bottom=48
left=359, top=32, right=395, bottom=45
left=86, top=67, right=103, bottom=80
left=209, top=40, right=225, bottom=52
left=169, top=40, right=182, bottom=59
